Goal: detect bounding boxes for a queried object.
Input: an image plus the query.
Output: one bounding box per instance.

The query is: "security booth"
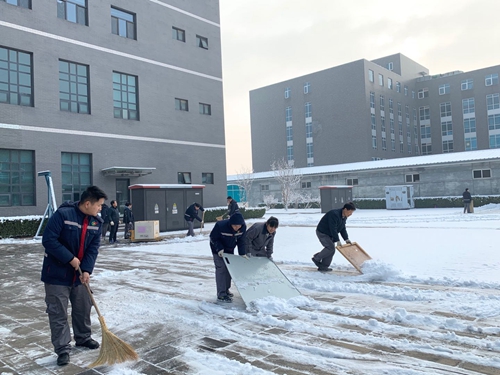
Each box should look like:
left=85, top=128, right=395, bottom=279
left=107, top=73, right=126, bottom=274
left=319, top=185, right=353, bottom=213
left=129, top=184, right=205, bottom=232
left=385, top=185, right=414, bottom=210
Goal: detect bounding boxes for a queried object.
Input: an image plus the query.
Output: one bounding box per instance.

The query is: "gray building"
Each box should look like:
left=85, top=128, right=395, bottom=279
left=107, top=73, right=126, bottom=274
left=0, top=0, right=225, bottom=217
left=250, top=53, right=500, bottom=173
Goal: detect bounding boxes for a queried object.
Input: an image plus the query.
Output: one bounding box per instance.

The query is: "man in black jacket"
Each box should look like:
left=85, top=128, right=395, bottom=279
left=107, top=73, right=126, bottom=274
left=312, top=202, right=356, bottom=272
left=100, top=202, right=110, bottom=241
left=107, top=200, right=120, bottom=244
left=184, top=202, right=204, bottom=237
left=462, top=188, right=472, bottom=213
left=123, top=202, right=134, bottom=239
left=245, top=216, right=279, bottom=260
left=224, top=196, right=239, bottom=219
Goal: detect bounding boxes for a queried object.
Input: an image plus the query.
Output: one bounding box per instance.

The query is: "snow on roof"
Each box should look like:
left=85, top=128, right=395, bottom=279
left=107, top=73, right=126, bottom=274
left=228, top=149, right=500, bottom=181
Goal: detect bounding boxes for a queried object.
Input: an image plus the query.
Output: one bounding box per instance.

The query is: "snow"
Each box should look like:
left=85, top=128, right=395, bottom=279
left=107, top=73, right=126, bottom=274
left=2, top=205, right=500, bottom=374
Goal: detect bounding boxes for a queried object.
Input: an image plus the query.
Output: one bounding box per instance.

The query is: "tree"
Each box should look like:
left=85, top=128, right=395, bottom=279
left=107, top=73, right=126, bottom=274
left=263, top=194, right=278, bottom=209
left=271, top=158, right=302, bottom=210
left=235, top=167, right=254, bottom=207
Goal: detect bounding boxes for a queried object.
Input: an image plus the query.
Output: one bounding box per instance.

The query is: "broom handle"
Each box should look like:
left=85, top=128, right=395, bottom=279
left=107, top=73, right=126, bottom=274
left=78, top=267, right=103, bottom=318
left=199, top=210, right=205, bottom=234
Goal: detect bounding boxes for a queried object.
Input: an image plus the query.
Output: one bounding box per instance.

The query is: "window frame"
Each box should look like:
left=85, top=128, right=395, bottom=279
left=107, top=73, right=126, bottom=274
left=57, top=0, right=88, bottom=26
left=201, top=172, right=214, bottom=184
left=175, top=98, right=189, bottom=111
left=0, top=46, right=33, bottom=107
left=177, top=172, right=192, bottom=184
left=172, top=26, right=185, bottom=42
left=261, top=184, right=269, bottom=191
left=111, top=6, right=136, bottom=40
left=439, top=83, right=450, bottom=95
left=196, top=35, right=208, bottom=49
left=485, top=73, right=499, bottom=86
left=199, top=102, right=211, bottom=115
left=472, top=169, right=491, bottom=179
left=0, top=148, right=35, bottom=207
left=301, top=181, right=311, bottom=189
left=59, top=59, right=90, bottom=114
left=461, top=79, right=473, bottom=91
left=61, top=152, right=92, bottom=202
left=405, top=173, right=420, bottom=183
left=112, top=71, right=139, bottom=120
left=346, top=178, right=358, bottom=186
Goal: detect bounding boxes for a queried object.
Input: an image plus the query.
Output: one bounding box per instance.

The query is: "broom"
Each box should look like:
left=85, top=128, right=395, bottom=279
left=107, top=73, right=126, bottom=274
left=79, top=268, right=139, bottom=367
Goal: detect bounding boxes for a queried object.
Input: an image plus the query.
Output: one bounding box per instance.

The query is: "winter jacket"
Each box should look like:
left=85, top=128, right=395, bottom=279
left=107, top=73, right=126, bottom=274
left=462, top=191, right=472, bottom=203
left=123, top=206, right=134, bottom=224
left=316, top=208, right=349, bottom=243
left=108, top=205, right=120, bottom=224
left=225, top=199, right=240, bottom=217
left=209, top=214, right=247, bottom=255
left=245, top=222, right=275, bottom=258
left=100, top=203, right=110, bottom=223
left=184, top=203, right=204, bottom=222
left=41, top=201, right=102, bottom=286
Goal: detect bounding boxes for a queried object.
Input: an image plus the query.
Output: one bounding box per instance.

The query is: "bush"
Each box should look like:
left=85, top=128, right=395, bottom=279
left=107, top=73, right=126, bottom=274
left=0, top=218, right=45, bottom=238
left=353, top=195, right=500, bottom=209
left=203, top=207, right=266, bottom=222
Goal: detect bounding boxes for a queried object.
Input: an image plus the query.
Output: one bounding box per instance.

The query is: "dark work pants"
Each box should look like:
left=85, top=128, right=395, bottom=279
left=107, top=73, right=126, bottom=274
left=124, top=222, right=133, bottom=238
left=44, top=283, right=92, bottom=355
left=109, top=223, right=118, bottom=242
left=101, top=222, right=109, bottom=239
left=186, top=221, right=195, bottom=236
left=212, top=253, right=231, bottom=298
left=313, top=230, right=337, bottom=268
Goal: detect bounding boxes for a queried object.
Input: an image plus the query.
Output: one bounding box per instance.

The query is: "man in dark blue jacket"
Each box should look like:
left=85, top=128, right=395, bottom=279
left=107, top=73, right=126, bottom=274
left=123, top=202, right=135, bottom=239
left=107, top=200, right=120, bottom=244
left=312, top=202, right=356, bottom=272
left=224, top=196, right=240, bottom=219
left=41, top=185, right=107, bottom=366
left=184, top=202, right=204, bottom=237
left=209, top=212, right=247, bottom=302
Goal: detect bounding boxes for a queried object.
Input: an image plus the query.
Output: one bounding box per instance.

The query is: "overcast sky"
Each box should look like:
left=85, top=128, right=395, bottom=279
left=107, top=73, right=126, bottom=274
left=219, top=0, right=500, bottom=174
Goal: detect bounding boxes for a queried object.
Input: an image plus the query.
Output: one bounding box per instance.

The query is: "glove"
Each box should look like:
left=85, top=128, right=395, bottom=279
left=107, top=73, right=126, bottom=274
left=345, top=239, right=352, bottom=245
left=241, top=254, right=249, bottom=260
left=110, top=221, right=114, bottom=226
left=218, top=250, right=224, bottom=257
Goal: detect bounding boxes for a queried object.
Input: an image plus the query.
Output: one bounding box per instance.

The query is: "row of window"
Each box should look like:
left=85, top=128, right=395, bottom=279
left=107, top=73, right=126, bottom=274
left=2, top=0, right=211, bottom=48
left=368, top=69, right=412, bottom=96
left=0, top=148, right=214, bottom=207
left=419, top=75, right=499, bottom=98
left=284, top=82, right=311, bottom=99
left=0, top=46, right=213, bottom=118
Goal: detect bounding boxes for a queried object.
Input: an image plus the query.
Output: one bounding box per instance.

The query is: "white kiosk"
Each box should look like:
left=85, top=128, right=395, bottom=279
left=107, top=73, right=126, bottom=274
left=385, top=185, right=414, bottom=210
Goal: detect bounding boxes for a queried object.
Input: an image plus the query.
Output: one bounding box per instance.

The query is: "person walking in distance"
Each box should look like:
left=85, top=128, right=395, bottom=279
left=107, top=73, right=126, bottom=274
left=184, top=202, right=204, bottom=237
left=245, top=216, right=279, bottom=261
left=462, top=188, right=472, bottom=214
left=107, top=200, right=120, bottom=244
left=312, top=202, right=356, bottom=272
left=123, top=202, right=134, bottom=239
left=41, top=186, right=107, bottom=366
left=100, top=202, right=110, bottom=241
left=224, top=196, right=239, bottom=219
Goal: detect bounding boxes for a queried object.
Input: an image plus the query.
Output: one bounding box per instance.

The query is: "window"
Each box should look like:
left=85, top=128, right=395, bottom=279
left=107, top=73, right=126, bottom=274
left=196, top=35, right=208, bottom=49
left=473, top=169, right=491, bottom=179
left=379, top=95, right=384, bottom=111
left=381, top=116, right=386, bottom=132
left=485, top=73, right=498, bottom=86
left=487, top=93, right=500, bottom=110
left=462, top=98, right=475, bottom=114
left=369, top=92, right=375, bottom=109
left=261, top=184, right=269, bottom=191
left=387, top=62, right=393, bottom=71
left=177, top=172, right=191, bottom=184
left=405, top=173, right=420, bottom=183
left=306, top=122, right=312, bottom=138
left=420, top=125, right=431, bottom=139
left=368, top=69, right=374, bottom=82
left=442, top=140, right=453, bottom=153
left=305, top=102, right=312, bottom=118
left=418, top=88, right=429, bottom=99
left=284, top=87, right=290, bottom=99
left=391, top=139, right=395, bottom=152
left=387, top=78, right=392, bottom=89
left=285, top=106, right=292, bottom=122
left=0, top=149, right=35, bottom=206
left=465, top=137, right=477, bottom=151
left=404, top=86, right=408, bottom=96
left=111, top=7, right=136, bottom=40
left=490, top=134, right=500, bottom=149
left=1, top=0, right=31, bottom=8
left=439, top=83, right=450, bottom=95
left=199, top=102, right=211, bottom=115
left=419, top=106, right=430, bottom=121
left=61, top=152, right=91, bottom=202
left=461, top=79, right=473, bottom=90
left=396, top=82, right=401, bottom=92
left=0, top=46, right=33, bottom=106
left=488, top=114, right=500, bottom=130
left=421, top=143, right=431, bottom=155
left=202, top=172, right=213, bottom=184
left=346, top=178, right=358, bottom=186
left=287, top=145, right=293, bottom=161
left=57, top=0, right=87, bottom=25
left=371, top=114, right=376, bottom=130
left=172, top=27, right=185, bottom=42
left=304, top=82, right=310, bottom=94
left=59, top=60, right=89, bottom=114
left=113, top=72, right=138, bottom=120
left=306, top=142, right=313, bottom=159
left=301, top=181, right=311, bottom=189
left=441, top=121, right=453, bottom=136
left=378, top=74, right=384, bottom=86
left=175, top=98, right=188, bottom=111
left=372, top=135, right=377, bottom=149
left=440, top=102, right=451, bottom=117
left=412, top=90, right=415, bottom=98
left=286, top=125, right=293, bottom=141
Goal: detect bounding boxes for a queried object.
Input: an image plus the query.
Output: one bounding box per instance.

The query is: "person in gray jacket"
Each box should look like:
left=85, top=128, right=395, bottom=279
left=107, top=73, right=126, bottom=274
left=245, top=216, right=279, bottom=260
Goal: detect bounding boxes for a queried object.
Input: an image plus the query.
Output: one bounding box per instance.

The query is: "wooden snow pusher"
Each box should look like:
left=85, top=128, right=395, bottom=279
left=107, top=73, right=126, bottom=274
left=335, top=242, right=372, bottom=273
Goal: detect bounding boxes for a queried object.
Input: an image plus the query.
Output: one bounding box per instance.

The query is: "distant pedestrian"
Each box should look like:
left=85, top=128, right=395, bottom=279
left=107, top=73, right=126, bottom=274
left=224, top=196, right=240, bottom=219
left=100, top=202, right=110, bottom=240
left=209, top=212, right=247, bottom=303
left=107, top=200, right=120, bottom=244
left=123, top=202, right=134, bottom=239
left=184, top=202, right=204, bottom=237
left=41, top=186, right=107, bottom=366
left=245, top=216, right=279, bottom=260
left=312, top=202, right=356, bottom=272
left=463, top=188, right=472, bottom=214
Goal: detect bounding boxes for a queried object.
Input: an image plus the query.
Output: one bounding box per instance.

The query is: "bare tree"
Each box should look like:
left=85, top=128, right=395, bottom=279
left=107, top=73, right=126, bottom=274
left=263, top=194, right=278, bottom=209
left=271, top=158, right=302, bottom=210
left=235, top=166, right=254, bottom=207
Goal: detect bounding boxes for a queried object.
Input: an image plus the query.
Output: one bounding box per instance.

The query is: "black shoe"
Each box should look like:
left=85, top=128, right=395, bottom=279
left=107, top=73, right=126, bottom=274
left=57, top=353, right=70, bottom=366
left=217, top=295, right=233, bottom=303
left=76, top=338, right=100, bottom=349
left=311, top=257, right=321, bottom=268
left=318, top=267, right=333, bottom=272
left=226, top=290, right=234, bottom=298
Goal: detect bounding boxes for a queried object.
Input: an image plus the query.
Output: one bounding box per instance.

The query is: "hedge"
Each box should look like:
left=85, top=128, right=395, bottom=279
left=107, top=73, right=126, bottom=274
left=353, top=195, right=500, bottom=209
left=203, top=207, right=266, bottom=222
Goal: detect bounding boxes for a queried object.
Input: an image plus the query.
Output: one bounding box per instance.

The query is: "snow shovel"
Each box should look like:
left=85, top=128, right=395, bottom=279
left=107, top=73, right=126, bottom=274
left=78, top=268, right=138, bottom=367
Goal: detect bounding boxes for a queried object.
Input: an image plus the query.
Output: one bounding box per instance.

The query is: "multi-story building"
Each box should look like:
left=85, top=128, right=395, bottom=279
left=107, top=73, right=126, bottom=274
left=0, top=0, right=225, bottom=217
left=249, top=53, right=500, bottom=173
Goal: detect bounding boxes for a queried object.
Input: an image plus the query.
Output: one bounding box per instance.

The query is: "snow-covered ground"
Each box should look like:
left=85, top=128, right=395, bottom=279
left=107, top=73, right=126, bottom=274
left=2, top=205, right=500, bottom=374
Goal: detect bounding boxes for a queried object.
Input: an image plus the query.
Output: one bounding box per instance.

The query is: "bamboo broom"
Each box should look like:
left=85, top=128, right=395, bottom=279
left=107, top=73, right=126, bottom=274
left=79, top=268, right=139, bottom=367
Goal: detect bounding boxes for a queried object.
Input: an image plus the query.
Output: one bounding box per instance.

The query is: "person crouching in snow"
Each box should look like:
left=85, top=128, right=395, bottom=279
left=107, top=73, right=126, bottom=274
left=245, top=216, right=279, bottom=261
left=209, top=212, right=247, bottom=303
